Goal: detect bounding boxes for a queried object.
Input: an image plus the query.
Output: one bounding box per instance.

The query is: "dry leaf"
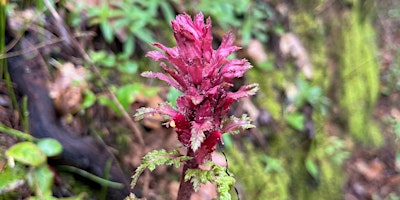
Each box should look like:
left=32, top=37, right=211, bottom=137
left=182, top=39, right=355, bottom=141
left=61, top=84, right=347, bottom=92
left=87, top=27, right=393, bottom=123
left=354, top=159, right=384, bottom=181
left=49, top=62, right=88, bottom=115
left=280, top=33, right=313, bottom=78
left=247, top=39, right=268, bottom=63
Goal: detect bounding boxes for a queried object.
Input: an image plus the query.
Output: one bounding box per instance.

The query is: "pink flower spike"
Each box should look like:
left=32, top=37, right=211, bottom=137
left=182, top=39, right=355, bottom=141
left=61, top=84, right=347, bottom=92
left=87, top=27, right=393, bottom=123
left=138, top=12, right=258, bottom=167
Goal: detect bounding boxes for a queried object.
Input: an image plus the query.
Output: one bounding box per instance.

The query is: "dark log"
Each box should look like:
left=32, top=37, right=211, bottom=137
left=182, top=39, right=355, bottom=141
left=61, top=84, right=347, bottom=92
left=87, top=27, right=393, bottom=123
left=6, top=27, right=135, bottom=200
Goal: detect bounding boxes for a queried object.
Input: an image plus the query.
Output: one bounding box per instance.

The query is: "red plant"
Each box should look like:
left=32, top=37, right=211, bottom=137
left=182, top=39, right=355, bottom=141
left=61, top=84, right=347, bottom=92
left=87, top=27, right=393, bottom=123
left=136, top=12, right=258, bottom=199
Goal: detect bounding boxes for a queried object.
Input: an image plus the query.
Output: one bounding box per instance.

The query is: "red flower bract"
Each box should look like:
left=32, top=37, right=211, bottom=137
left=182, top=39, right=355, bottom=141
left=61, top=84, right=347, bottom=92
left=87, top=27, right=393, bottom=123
left=136, top=12, right=258, bottom=164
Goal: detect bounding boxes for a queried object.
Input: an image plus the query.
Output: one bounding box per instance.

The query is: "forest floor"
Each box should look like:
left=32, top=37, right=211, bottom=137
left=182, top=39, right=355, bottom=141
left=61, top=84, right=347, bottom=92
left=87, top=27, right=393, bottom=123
left=1, top=1, right=400, bottom=200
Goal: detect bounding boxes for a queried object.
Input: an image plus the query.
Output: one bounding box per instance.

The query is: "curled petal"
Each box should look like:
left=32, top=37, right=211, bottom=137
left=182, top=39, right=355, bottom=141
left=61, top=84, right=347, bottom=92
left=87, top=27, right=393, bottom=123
left=152, top=43, right=179, bottom=58
left=160, top=63, right=188, bottom=90
left=176, top=96, right=194, bottom=116
left=227, top=83, right=259, bottom=100
left=186, top=87, right=204, bottom=105
left=202, top=17, right=213, bottom=62
left=221, top=59, right=252, bottom=81
left=141, top=71, right=183, bottom=91
left=216, top=32, right=242, bottom=59
left=221, top=114, right=255, bottom=135
left=188, top=59, right=203, bottom=85
left=173, top=113, right=191, bottom=147
left=194, top=101, right=212, bottom=123
left=146, top=50, right=166, bottom=61
left=134, top=103, right=180, bottom=121
left=195, top=130, right=222, bottom=164
left=150, top=43, right=188, bottom=75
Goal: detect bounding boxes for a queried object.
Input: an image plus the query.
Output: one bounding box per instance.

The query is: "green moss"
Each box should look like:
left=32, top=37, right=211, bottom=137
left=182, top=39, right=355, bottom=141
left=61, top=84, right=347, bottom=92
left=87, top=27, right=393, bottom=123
left=247, top=68, right=284, bottom=119
left=227, top=143, right=289, bottom=200
left=338, top=1, right=382, bottom=146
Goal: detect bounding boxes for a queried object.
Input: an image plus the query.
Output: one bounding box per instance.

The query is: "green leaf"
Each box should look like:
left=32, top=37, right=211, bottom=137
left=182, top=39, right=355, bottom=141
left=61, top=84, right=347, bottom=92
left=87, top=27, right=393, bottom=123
left=28, top=165, right=54, bottom=197
left=37, top=138, right=63, bottom=157
left=131, top=149, right=191, bottom=188
left=0, top=164, right=26, bottom=194
left=101, top=54, right=116, bottom=67
left=100, top=20, right=114, bottom=43
left=285, top=112, right=305, bottom=131
left=185, top=162, right=236, bottom=197
left=166, top=86, right=181, bottom=108
left=305, top=158, right=319, bottom=179
left=6, top=142, right=46, bottom=166
left=89, top=50, right=106, bottom=63
left=222, top=134, right=233, bottom=148
left=98, top=95, right=121, bottom=115
left=115, top=84, right=141, bottom=109
left=118, top=61, right=138, bottom=74
left=82, top=89, right=96, bottom=109
left=123, top=36, right=135, bottom=57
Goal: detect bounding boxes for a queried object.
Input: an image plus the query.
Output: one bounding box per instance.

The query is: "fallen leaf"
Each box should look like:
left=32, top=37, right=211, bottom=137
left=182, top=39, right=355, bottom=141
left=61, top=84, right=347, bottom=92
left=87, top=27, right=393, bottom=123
left=49, top=62, right=88, bottom=115
left=354, top=159, right=384, bottom=181
left=247, top=39, right=268, bottom=63
left=280, top=33, right=313, bottom=78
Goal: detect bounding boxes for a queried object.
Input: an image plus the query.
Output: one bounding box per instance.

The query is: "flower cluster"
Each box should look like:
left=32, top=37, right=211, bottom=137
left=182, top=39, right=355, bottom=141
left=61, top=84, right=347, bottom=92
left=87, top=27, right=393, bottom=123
left=135, top=12, right=258, bottom=165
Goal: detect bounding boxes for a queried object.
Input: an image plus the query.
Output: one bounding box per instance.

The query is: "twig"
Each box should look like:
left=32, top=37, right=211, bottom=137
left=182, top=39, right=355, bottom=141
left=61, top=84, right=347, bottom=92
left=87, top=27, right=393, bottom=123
left=57, top=165, right=124, bottom=189
left=5, top=1, right=53, bottom=53
left=0, top=32, right=93, bottom=59
left=42, top=0, right=145, bottom=146
left=0, top=123, right=36, bottom=141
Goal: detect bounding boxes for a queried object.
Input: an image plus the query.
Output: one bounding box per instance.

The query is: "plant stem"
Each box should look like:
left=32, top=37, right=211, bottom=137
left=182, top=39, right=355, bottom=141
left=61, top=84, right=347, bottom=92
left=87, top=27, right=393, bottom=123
left=177, top=149, right=198, bottom=200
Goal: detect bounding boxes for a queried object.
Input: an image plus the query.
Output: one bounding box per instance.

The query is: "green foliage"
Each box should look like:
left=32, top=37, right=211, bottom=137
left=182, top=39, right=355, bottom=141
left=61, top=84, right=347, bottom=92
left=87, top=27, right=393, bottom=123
left=6, top=142, right=47, bottom=166
left=83, top=0, right=174, bottom=46
left=130, top=149, right=192, bottom=188
left=285, top=112, right=305, bottom=131
left=166, top=86, right=181, bottom=108
left=338, top=0, right=382, bottom=146
left=185, top=162, right=235, bottom=200
left=227, top=143, right=290, bottom=199
left=0, top=164, right=26, bottom=194
left=37, top=138, right=63, bottom=157
left=98, top=83, right=158, bottom=115
left=0, top=125, right=84, bottom=199
left=185, top=0, right=278, bottom=46
left=248, top=68, right=284, bottom=119
left=292, top=77, right=330, bottom=114
left=89, top=50, right=139, bottom=75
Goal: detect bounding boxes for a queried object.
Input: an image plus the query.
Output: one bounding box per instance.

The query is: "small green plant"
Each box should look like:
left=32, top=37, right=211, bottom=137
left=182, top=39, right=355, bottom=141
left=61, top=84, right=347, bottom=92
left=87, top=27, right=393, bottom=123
left=0, top=124, right=75, bottom=200
left=96, top=83, right=159, bottom=116
left=285, top=77, right=330, bottom=131
left=84, top=0, right=174, bottom=49
left=184, top=0, right=281, bottom=46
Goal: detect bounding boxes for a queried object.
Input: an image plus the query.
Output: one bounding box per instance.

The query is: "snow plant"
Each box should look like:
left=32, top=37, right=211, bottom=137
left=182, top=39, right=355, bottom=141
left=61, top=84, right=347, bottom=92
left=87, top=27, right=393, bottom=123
left=133, top=12, right=258, bottom=200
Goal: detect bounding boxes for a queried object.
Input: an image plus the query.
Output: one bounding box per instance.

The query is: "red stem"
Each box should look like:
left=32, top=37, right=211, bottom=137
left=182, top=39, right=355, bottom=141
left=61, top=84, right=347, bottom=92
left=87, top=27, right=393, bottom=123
left=177, top=149, right=198, bottom=200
